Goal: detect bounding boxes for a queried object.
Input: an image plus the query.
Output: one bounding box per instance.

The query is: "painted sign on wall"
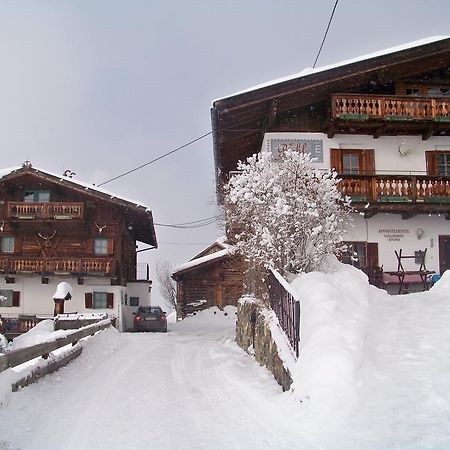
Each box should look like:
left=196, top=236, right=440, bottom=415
left=378, top=228, right=410, bottom=242
left=268, top=138, right=324, bottom=162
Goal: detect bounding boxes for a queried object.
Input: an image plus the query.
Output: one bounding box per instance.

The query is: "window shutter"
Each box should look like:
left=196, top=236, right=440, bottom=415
left=330, top=148, right=342, bottom=172
left=107, top=293, right=114, bottom=309
left=12, top=291, right=20, bottom=307
left=425, top=151, right=437, bottom=176
left=13, top=236, right=20, bottom=253
left=85, top=292, right=93, bottom=309
left=107, top=239, right=114, bottom=255
left=362, top=149, right=375, bottom=175
left=366, top=242, right=379, bottom=268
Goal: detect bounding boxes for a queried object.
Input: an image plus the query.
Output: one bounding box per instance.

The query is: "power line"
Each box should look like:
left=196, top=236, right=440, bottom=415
left=98, top=131, right=212, bottom=187
left=313, top=0, right=339, bottom=69
left=155, top=216, right=218, bottom=229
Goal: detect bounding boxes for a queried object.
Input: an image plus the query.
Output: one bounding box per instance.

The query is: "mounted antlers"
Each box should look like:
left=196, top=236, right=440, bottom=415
left=95, top=223, right=107, bottom=233
left=38, top=230, right=57, bottom=248
left=38, top=231, right=57, bottom=241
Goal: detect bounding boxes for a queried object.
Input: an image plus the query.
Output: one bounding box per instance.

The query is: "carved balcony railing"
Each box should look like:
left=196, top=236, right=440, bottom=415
left=339, top=174, right=450, bottom=204
left=0, top=257, right=115, bottom=275
left=332, top=94, right=450, bottom=122
left=7, top=202, right=84, bottom=220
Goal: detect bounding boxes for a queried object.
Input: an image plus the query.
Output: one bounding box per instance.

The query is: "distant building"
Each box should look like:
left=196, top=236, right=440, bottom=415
left=172, top=238, right=244, bottom=318
left=0, top=162, right=157, bottom=331
left=211, top=36, right=450, bottom=291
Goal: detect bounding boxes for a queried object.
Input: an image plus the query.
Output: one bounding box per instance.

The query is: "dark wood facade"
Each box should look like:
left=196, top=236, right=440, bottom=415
left=0, top=163, right=157, bottom=286
left=172, top=243, right=245, bottom=318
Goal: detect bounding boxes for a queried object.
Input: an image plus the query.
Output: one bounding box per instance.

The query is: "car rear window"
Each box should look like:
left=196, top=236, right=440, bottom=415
left=138, top=307, right=161, bottom=315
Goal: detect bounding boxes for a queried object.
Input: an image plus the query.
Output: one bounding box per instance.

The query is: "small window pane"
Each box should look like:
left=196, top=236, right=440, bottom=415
left=342, top=154, right=359, bottom=175
left=37, top=191, right=50, bottom=202
left=94, top=238, right=108, bottom=255
left=0, top=289, right=13, bottom=307
left=342, top=242, right=366, bottom=269
left=24, top=191, right=35, bottom=202
left=130, top=297, right=139, bottom=307
left=436, top=153, right=450, bottom=176
left=93, top=292, right=107, bottom=309
left=1, top=237, right=15, bottom=253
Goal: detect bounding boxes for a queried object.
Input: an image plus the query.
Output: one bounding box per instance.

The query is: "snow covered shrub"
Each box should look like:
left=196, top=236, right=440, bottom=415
left=224, top=149, right=352, bottom=274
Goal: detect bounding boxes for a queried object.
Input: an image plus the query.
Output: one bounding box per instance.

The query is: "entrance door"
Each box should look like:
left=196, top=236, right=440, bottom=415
left=438, top=236, right=450, bottom=274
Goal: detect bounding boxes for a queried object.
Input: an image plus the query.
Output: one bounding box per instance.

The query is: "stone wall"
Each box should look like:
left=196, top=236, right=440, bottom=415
left=236, top=296, right=293, bottom=391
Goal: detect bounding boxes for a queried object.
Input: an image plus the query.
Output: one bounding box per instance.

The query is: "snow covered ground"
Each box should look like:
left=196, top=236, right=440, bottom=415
left=1, top=263, right=450, bottom=449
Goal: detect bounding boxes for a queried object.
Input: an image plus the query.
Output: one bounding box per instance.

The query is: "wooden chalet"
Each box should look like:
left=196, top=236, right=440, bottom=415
left=172, top=239, right=244, bottom=318
left=0, top=162, right=157, bottom=332
left=211, top=36, right=450, bottom=291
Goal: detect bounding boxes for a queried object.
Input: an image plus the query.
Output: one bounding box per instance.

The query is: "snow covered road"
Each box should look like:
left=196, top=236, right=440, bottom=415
left=0, top=309, right=313, bottom=450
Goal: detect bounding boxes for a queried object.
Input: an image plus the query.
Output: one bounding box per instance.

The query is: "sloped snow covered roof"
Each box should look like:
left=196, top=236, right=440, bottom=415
left=213, top=36, right=450, bottom=103
left=172, top=247, right=235, bottom=277
left=0, top=164, right=152, bottom=212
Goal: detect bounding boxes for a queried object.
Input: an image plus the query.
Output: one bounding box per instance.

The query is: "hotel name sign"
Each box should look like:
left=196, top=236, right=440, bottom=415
left=268, top=138, right=324, bottom=162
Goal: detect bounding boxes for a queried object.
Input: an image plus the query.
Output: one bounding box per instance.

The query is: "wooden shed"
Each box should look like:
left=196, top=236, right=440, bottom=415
left=172, top=239, right=244, bottom=319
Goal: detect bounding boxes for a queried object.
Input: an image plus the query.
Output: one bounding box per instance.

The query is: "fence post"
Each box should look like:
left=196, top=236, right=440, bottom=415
left=294, top=301, right=301, bottom=358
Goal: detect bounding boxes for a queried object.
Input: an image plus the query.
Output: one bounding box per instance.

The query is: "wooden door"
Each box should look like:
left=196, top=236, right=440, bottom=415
left=438, top=235, right=450, bottom=274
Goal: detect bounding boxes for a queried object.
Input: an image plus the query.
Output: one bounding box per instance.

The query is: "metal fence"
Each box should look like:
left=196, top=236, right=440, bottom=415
left=267, top=269, right=301, bottom=358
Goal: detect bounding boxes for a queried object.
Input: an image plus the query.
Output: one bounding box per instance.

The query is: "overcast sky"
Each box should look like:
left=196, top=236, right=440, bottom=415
left=0, top=1, right=449, bottom=305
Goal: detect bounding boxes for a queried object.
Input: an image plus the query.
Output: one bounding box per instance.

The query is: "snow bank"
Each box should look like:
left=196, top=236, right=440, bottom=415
left=289, top=258, right=388, bottom=415
left=10, top=320, right=68, bottom=351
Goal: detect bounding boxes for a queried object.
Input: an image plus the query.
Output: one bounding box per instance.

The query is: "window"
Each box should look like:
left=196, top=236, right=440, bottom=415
left=341, top=243, right=367, bottom=269
left=94, top=238, right=108, bottom=255
left=85, top=292, right=113, bottom=309
left=24, top=190, right=50, bottom=202
left=426, top=151, right=450, bottom=176
left=405, top=87, right=421, bottom=97
left=342, top=153, right=360, bottom=175
left=93, top=292, right=108, bottom=309
left=0, top=237, right=15, bottom=253
left=436, top=153, right=450, bottom=176
left=0, top=289, right=19, bottom=307
left=427, top=87, right=450, bottom=98
left=330, top=148, right=374, bottom=175
left=130, top=296, right=139, bottom=307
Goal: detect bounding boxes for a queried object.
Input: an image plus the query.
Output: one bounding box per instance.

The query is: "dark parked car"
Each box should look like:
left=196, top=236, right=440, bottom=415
left=134, top=306, right=167, bottom=332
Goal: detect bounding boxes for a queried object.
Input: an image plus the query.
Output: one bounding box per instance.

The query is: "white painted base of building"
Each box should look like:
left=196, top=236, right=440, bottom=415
left=0, top=275, right=152, bottom=333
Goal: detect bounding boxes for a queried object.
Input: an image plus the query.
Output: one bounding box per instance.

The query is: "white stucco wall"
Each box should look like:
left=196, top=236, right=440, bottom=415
left=345, top=213, right=446, bottom=272
left=121, top=281, right=152, bottom=332
left=263, top=132, right=450, bottom=173
left=0, top=276, right=153, bottom=332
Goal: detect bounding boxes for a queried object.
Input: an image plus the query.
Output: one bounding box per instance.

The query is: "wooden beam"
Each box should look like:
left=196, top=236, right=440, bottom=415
left=402, top=211, right=418, bottom=220
left=422, top=125, right=436, bottom=141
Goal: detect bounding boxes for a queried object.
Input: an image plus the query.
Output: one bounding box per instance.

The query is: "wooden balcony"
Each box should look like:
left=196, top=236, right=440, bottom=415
left=0, top=257, right=115, bottom=275
left=7, top=202, right=84, bottom=220
left=339, top=174, right=450, bottom=218
left=333, top=94, right=450, bottom=121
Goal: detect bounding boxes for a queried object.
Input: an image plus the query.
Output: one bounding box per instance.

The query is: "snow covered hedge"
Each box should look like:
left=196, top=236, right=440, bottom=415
left=224, top=149, right=352, bottom=274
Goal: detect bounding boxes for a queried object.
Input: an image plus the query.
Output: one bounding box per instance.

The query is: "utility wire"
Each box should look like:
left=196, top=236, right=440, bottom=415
left=313, top=0, right=339, bottom=68
left=98, top=131, right=212, bottom=187
left=155, top=216, right=218, bottom=229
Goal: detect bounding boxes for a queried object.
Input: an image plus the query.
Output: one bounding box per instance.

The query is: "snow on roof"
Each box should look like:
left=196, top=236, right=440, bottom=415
left=0, top=164, right=152, bottom=212
left=173, top=247, right=234, bottom=275
left=213, top=36, right=450, bottom=103
left=53, top=282, right=73, bottom=301
left=191, top=236, right=231, bottom=259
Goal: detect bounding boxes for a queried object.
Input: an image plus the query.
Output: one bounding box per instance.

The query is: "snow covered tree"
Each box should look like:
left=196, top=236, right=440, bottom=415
left=156, top=260, right=177, bottom=308
left=224, top=149, right=352, bottom=275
